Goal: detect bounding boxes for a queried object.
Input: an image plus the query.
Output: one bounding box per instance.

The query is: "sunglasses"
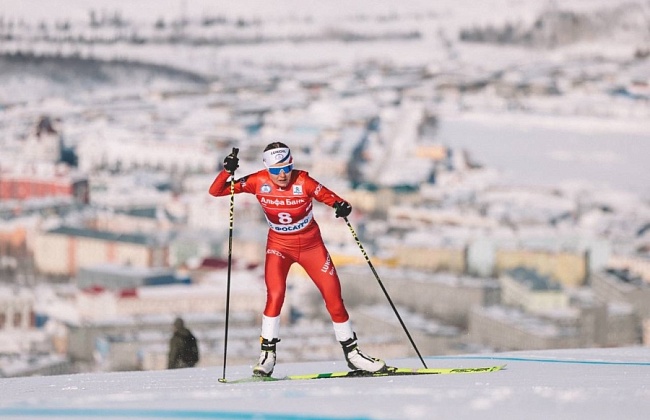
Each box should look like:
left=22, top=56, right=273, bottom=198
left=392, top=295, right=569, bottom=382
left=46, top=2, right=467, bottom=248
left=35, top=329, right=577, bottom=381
left=267, top=163, right=293, bottom=175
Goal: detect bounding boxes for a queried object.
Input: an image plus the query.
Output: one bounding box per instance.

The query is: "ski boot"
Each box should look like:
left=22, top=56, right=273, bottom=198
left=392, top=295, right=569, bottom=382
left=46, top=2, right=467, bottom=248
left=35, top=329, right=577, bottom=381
left=253, top=337, right=280, bottom=377
left=340, top=333, right=386, bottom=373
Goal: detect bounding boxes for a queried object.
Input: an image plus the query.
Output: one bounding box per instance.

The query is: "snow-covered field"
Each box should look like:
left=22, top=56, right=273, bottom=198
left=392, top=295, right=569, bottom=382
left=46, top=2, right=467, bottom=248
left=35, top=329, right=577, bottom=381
left=0, top=347, right=648, bottom=420
left=438, top=116, right=650, bottom=197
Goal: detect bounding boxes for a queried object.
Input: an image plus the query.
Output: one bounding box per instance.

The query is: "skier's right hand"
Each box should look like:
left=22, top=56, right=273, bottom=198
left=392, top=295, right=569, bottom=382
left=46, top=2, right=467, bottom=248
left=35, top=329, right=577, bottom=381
left=223, top=153, right=239, bottom=174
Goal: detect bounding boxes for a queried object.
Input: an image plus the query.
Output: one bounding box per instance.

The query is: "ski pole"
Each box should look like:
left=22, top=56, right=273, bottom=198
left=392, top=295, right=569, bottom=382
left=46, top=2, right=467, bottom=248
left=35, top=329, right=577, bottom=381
left=219, top=147, right=239, bottom=383
left=342, top=216, right=428, bottom=368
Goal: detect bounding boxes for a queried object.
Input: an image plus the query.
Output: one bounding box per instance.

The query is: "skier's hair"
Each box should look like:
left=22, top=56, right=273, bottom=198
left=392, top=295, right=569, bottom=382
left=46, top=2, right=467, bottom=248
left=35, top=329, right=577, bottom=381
left=264, top=142, right=289, bottom=152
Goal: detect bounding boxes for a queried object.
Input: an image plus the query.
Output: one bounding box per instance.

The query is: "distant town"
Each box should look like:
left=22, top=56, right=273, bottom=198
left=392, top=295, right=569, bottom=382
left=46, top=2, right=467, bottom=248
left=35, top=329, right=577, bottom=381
left=0, top=1, right=649, bottom=377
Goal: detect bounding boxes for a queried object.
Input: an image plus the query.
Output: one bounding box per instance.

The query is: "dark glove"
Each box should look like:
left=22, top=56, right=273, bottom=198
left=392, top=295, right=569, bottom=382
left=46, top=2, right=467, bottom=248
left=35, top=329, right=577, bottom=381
left=334, top=201, right=352, bottom=218
left=223, top=153, right=239, bottom=174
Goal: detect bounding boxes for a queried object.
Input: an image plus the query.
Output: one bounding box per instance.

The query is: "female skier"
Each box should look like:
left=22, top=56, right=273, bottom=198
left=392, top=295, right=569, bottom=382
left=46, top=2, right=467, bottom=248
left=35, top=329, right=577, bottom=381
left=209, top=142, right=385, bottom=377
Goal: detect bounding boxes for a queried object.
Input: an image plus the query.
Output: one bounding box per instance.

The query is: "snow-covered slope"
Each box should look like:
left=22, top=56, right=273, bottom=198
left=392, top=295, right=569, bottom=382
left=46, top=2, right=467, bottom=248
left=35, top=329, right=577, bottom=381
left=0, top=347, right=648, bottom=420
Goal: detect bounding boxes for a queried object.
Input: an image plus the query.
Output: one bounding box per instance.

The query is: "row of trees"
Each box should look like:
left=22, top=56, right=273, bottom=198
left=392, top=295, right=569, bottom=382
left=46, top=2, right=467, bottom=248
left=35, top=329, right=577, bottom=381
left=460, top=4, right=647, bottom=48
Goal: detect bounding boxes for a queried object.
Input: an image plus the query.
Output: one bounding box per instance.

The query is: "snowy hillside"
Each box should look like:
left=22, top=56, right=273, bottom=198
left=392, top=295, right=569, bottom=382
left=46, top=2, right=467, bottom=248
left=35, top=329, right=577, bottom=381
left=1, top=3, right=649, bottom=419
left=0, top=347, right=648, bottom=420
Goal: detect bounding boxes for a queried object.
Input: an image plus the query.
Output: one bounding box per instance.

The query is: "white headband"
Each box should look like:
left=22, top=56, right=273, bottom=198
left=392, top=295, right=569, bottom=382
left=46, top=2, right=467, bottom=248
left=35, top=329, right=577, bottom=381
left=263, top=147, right=292, bottom=168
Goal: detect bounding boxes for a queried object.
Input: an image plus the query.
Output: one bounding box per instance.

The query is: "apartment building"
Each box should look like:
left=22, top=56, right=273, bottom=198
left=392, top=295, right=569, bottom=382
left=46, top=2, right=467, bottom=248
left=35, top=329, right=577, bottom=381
left=32, top=226, right=170, bottom=276
left=339, top=267, right=500, bottom=327
left=499, top=267, right=569, bottom=314
left=469, top=300, right=638, bottom=351
left=591, top=268, right=650, bottom=319
left=0, top=287, right=35, bottom=331
left=469, top=306, right=582, bottom=351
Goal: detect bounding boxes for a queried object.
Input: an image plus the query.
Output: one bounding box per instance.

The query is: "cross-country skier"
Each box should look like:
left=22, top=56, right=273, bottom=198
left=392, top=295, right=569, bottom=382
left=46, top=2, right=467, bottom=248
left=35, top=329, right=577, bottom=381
left=209, top=142, right=386, bottom=377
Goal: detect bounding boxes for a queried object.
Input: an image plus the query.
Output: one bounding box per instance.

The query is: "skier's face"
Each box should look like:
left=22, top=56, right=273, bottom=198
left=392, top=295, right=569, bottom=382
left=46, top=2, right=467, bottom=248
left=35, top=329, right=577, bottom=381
left=268, top=162, right=293, bottom=188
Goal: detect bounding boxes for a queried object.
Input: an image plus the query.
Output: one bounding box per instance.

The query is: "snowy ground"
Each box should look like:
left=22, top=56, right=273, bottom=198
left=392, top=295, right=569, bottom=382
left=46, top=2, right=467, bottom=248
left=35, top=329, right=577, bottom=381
left=0, top=347, right=648, bottom=420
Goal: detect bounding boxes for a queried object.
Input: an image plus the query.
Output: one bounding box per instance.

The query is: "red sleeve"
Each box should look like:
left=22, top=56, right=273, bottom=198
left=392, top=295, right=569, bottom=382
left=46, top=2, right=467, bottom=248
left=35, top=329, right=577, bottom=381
left=208, top=170, right=256, bottom=197
left=303, top=172, right=345, bottom=207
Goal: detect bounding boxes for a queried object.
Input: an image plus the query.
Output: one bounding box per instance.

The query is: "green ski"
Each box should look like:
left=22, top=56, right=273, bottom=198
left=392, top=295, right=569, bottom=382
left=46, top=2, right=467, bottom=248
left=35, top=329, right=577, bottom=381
left=224, top=364, right=505, bottom=383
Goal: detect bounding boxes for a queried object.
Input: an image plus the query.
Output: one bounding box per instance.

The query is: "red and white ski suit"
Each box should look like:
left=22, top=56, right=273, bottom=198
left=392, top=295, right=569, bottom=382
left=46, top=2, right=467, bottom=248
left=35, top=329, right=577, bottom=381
left=209, top=169, right=350, bottom=323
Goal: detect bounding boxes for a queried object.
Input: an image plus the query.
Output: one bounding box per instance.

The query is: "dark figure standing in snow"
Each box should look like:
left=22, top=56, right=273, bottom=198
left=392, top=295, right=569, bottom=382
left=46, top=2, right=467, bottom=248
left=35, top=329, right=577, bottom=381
left=209, top=142, right=386, bottom=377
left=168, top=317, right=199, bottom=369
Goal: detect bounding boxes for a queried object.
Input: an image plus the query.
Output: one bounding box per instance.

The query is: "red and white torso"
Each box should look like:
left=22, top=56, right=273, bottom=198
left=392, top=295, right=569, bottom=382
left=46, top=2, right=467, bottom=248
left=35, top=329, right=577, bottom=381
left=209, top=169, right=343, bottom=235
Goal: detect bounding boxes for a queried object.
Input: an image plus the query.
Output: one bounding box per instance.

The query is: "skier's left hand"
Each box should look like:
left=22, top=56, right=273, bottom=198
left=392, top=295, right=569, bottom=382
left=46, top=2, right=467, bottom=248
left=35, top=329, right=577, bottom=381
left=334, top=201, right=352, bottom=218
